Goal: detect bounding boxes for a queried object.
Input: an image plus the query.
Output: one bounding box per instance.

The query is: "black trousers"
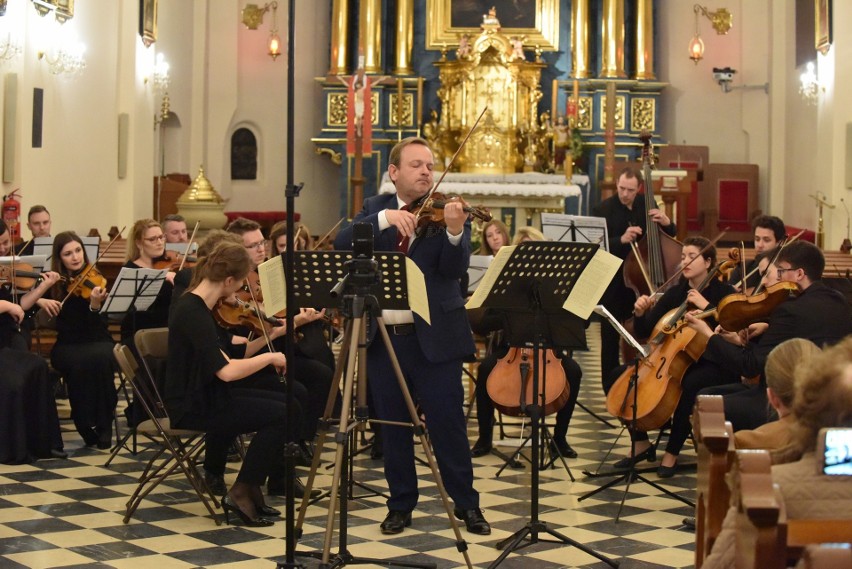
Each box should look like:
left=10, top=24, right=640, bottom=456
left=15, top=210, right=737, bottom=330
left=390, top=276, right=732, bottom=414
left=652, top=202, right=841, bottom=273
left=180, top=388, right=293, bottom=486
left=475, top=349, right=582, bottom=443
left=51, top=340, right=118, bottom=438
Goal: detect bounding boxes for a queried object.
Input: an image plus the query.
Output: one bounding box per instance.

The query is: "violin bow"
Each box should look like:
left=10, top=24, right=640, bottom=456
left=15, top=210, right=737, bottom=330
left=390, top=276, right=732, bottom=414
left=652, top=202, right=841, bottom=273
left=243, top=275, right=285, bottom=383
left=739, top=228, right=806, bottom=294
left=61, top=226, right=126, bottom=305
left=629, top=240, right=655, bottom=295
left=177, top=221, right=201, bottom=273
left=312, top=218, right=344, bottom=251
left=654, top=228, right=729, bottom=293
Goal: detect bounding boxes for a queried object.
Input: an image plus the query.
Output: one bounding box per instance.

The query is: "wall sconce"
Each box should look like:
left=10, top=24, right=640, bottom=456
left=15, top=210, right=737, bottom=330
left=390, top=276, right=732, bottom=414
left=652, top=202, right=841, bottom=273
left=145, top=52, right=171, bottom=93
left=241, top=2, right=281, bottom=61
left=0, top=32, right=22, bottom=64
left=688, top=4, right=733, bottom=64
left=37, top=38, right=86, bottom=76
left=31, top=0, right=74, bottom=24
left=799, top=61, right=823, bottom=105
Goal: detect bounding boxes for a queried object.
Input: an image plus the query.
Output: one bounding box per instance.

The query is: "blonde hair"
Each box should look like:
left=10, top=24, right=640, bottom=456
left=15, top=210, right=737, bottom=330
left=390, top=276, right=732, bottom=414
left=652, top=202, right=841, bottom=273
left=479, top=219, right=511, bottom=255
left=764, top=338, right=821, bottom=409
left=188, top=241, right=251, bottom=290
left=512, top=226, right=546, bottom=245
left=773, top=336, right=852, bottom=463
left=197, top=230, right=242, bottom=258
left=126, top=219, right=162, bottom=262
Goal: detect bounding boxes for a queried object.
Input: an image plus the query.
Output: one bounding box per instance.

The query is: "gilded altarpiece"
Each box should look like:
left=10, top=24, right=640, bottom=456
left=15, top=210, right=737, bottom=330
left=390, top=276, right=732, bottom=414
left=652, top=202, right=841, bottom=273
left=433, top=19, right=545, bottom=174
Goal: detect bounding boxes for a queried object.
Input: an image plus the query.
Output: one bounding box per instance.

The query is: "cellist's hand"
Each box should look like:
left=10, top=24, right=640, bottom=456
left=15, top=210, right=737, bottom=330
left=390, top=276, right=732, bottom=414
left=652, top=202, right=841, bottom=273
left=633, top=294, right=654, bottom=317
left=648, top=208, right=671, bottom=227
left=685, top=311, right=714, bottom=338
left=686, top=289, right=710, bottom=310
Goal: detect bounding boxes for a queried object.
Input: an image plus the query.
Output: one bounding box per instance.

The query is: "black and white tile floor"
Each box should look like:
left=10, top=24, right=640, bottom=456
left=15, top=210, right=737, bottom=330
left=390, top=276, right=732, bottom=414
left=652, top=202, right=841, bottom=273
left=0, top=324, right=698, bottom=568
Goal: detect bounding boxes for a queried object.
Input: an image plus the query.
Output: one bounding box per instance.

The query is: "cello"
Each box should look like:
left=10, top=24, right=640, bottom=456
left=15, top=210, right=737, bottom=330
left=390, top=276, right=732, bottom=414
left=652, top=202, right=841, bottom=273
left=486, top=347, right=569, bottom=417
left=605, top=256, right=737, bottom=431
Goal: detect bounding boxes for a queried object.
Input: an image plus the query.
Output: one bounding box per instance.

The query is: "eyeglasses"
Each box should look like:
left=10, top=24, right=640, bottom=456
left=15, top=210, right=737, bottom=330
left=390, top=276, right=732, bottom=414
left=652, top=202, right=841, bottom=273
left=245, top=241, right=266, bottom=250
left=143, top=234, right=166, bottom=243
left=775, top=266, right=799, bottom=275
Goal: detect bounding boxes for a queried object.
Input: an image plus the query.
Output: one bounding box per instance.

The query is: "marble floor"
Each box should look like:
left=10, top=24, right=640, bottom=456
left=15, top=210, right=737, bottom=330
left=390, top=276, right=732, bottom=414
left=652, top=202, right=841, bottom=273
left=0, top=323, right=699, bottom=568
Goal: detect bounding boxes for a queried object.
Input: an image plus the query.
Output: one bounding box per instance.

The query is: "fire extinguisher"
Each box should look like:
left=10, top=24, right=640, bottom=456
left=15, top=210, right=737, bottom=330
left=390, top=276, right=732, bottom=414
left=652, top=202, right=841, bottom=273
left=2, top=189, right=22, bottom=242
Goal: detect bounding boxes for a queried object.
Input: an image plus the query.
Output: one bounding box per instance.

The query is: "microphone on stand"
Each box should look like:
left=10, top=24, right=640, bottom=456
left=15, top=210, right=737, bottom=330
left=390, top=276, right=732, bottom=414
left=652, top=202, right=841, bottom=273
left=841, top=198, right=852, bottom=253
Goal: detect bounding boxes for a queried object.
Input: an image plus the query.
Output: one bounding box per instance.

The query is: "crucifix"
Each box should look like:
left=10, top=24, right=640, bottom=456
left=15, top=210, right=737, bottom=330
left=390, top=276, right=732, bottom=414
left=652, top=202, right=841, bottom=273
left=336, top=55, right=392, bottom=217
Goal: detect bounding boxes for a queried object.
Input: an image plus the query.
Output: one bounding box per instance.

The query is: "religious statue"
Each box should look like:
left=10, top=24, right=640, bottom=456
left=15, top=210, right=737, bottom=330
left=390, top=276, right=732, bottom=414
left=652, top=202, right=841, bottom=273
left=553, top=114, right=569, bottom=170
left=423, top=109, right=446, bottom=166
left=457, top=34, right=472, bottom=59
left=335, top=55, right=390, bottom=156
left=509, top=36, right=526, bottom=61
left=482, top=6, right=500, bottom=27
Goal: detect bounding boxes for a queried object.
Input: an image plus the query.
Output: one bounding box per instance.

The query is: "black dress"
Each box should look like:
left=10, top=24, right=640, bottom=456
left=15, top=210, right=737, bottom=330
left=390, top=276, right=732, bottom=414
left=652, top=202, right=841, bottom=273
left=0, top=288, right=64, bottom=464
left=50, top=294, right=117, bottom=445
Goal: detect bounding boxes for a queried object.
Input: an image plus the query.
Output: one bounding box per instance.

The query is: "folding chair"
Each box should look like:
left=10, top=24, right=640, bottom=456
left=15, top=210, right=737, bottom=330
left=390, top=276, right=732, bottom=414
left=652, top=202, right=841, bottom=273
left=112, top=342, right=220, bottom=524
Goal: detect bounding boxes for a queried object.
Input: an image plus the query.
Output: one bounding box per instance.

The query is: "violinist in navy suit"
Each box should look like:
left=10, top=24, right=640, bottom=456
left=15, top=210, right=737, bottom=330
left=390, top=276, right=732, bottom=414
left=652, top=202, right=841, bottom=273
left=333, top=137, right=490, bottom=536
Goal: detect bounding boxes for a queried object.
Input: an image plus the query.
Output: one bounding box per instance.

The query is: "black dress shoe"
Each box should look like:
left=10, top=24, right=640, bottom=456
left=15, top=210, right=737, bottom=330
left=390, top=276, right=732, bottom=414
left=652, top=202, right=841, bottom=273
left=267, top=478, right=321, bottom=499
left=257, top=504, right=281, bottom=517
left=682, top=516, right=696, bottom=530
left=656, top=463, right=678, bottom=479
left=222, top=496, right=275, bottom=527
left=380, top=510, right=412, bottom=534
left=548, top=439, right=578, bottom=459
left=613, top=446, right=656, bottom=469
left=50, top=448, right=68, bottom=459
left=470, top=438, right=492, bottom=458
left=369, top=440, right=384, bottom=460
left=96, top=427, right=112, bottom=450
left=81, top=427, right=98, bottom=448
left=205, top=471, right=227, bottom=496
left=454, top=507, right=491, bottom=535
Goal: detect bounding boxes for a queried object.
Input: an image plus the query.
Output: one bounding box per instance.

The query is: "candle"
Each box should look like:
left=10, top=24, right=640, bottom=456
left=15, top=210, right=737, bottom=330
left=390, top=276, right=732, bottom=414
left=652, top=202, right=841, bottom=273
left=551, top=78, right=558, bottom=118
left=416, top=77, right=424, bottom=133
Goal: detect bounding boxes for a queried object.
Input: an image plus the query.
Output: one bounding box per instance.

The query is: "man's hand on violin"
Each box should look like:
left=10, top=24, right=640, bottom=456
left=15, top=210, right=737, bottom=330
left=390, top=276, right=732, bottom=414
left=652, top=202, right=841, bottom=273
left=621, top=225, right=643, bottom=244
left=294, top=307, right=325, bottom=328
left=648, top=208, right=671, bottom=227
left=36, top=298, right=62, bottom=318
left=386, top=208, right=418, bottom=239
left=89, top=286, right=108, bottom=311
left=685, top=312, right=714, bottom=338
left=442, top=200, right=466, bottom=236
left=0, top=300, right=24, bottom=323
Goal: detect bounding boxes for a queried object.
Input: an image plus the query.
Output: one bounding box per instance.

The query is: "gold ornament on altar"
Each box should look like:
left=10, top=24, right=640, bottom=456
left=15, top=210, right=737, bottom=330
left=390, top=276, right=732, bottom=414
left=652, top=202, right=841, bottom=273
left=431, top=9, right=546, bottom=174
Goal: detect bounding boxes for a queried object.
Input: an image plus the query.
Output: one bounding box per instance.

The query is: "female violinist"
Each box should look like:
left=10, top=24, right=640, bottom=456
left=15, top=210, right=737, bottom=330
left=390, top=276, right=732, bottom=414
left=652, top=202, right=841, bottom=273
left=269, top=220, right=314, bottom=253
left=478, top=219, right=510, bottom=255
left=602, top=236, right=735, bottom=477
left=49, top=231, right=117, bottom=449
left=165, top=240, right=294, bottom=526
left=0, top=219, right=65, bottom=464
left=120, top=219, right=174, bottom=345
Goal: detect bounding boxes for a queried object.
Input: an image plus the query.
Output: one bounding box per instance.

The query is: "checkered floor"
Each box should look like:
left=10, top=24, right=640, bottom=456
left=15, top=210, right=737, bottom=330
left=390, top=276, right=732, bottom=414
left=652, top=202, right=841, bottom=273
left=0, top=323, right=698, bottom=568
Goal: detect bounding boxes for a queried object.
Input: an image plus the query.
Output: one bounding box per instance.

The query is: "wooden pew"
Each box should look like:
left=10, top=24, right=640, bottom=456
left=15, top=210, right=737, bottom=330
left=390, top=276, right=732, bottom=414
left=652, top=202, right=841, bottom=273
left=795, top=544, right=852, bottom=569
left=733, top=449, right=852, bottom=569
left=693, top=395, right=736, bottom=568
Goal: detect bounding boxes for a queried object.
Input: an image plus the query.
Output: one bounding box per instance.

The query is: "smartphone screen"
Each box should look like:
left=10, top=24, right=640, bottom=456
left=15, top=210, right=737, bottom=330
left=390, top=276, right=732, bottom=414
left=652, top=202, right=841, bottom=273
left=822, top=428, right=852, bottom=475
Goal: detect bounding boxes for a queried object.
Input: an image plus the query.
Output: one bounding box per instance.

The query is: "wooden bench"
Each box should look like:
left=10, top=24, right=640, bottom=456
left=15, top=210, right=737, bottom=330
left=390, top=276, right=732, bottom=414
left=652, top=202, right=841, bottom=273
left=795, top=544, right=852, bottom=569
left=733, top=449, right=852, bottom=569
left=693, top=395, right=736, bottom=568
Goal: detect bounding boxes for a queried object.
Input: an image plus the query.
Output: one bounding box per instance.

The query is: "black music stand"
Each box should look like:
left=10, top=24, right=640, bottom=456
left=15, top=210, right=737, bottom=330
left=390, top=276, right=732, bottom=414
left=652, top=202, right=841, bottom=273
left=577, top=305, right=694, bottom=519
left=282, top=245, right=472, bottom=569
left=100, top=267, right=167, bottom=320
left=472, top=241, right=618, bottom=569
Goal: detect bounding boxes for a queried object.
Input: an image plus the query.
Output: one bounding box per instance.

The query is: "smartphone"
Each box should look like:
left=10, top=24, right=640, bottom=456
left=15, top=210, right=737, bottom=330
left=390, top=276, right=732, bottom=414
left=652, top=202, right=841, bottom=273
left=817, top=428, right=852, bottom=475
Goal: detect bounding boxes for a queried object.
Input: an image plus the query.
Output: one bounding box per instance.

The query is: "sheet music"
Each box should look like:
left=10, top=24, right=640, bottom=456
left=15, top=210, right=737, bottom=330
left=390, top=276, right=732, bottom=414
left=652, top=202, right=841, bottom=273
left=541, top=213, right=609, bottom=252
left=165, top=242, right=198, bottom=255
left=464, top=245, right=516, bottom=310
left=562, top=249, right=622, bottom=319
left=594, top=304, right=648, bottom=358
left=33, top=236, right=99, bottom=265
left=467, top=255, right=492, bottom=295
left=405, top=257, right=430, bottom=325
left=100, top=267, right=166, bottom=314
left=258, top=255, right=287, bottom=317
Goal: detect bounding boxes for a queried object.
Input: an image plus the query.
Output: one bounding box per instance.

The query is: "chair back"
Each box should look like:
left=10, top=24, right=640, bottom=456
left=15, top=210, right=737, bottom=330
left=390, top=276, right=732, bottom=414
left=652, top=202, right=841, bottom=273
left=113, top=344, right=162, bottom=424
left=134, top=328, right=169, bottom=414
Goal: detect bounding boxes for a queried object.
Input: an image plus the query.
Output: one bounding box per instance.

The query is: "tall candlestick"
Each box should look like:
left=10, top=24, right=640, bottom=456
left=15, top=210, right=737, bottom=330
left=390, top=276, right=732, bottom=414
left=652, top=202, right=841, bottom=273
left=416, top=77, right=423, bottom=135
left=551, top=78, right=558, bottom=118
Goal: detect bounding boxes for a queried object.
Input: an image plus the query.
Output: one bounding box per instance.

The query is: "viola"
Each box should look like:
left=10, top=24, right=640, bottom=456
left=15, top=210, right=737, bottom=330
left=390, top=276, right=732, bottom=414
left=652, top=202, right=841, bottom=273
left=410, top=191, right=492, bottom=233
left=65, top=264, right=108, bottom=300
left=153, top=250, right=197, bottom=272
left=486, top=347, right=569, bottom=417
left=0, top=262, right=43, bottom=290
left=605, top=256, right=736, bottom=431
left=213, top=297, right=281, bottom=337
left=714, top=281, right=798, bottom=332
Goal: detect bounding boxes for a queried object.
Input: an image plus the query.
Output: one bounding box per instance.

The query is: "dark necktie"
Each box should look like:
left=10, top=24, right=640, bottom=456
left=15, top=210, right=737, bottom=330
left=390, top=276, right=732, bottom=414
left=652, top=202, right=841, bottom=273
left=397, top=204, right=410, bottom=254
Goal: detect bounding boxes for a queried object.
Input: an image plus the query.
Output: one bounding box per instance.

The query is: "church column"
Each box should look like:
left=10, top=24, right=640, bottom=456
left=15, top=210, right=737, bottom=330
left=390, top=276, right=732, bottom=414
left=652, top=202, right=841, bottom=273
left=600, top=0, right=626, bottom=78
left=328, top=0, right=348, bottom=75
left=635, top=0, right=655, bottom=80
left=393, top=0, right=414, bottom=75
left=360, top=0, right=382, bottom=73
left=571, top=0, right=590, bottom=78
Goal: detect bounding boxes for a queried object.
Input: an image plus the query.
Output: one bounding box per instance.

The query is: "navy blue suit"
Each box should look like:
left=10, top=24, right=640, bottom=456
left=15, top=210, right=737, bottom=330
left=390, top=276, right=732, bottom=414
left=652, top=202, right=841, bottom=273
left=334, top=192, right=479, bottom=512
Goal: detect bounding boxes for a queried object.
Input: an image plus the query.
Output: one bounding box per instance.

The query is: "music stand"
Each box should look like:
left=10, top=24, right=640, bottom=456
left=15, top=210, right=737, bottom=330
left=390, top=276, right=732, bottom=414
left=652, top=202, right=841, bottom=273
left=468, top=241, right=620, bottom=568
left=99, top=267, right=166, bottom=317
left=577, top=305, right=695, bottom=518
left=466, top=254, right=491, bottom=296
left=275, top=247, right=473, bottom=569
left=33, top=236, right=99, bottom=266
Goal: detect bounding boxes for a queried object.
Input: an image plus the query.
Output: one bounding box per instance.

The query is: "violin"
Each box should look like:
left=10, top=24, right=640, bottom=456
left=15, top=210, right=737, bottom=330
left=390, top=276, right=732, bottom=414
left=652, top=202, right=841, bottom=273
left=486, top=347, right=569, bottom=417
left=153, top=250, right=197, bottom=271
left=238, top=270, right=263, bottom=303
left=410, top=191, right=492, bottom=232
left=213, top=297, right=281, bottom=337
left=65, top=264, right=108, bottom=300
left=605, top=256, right=736, bottom=431
left=0, top=262, right=43, bottom=290
left=714, top=281, right=798, bottom=332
